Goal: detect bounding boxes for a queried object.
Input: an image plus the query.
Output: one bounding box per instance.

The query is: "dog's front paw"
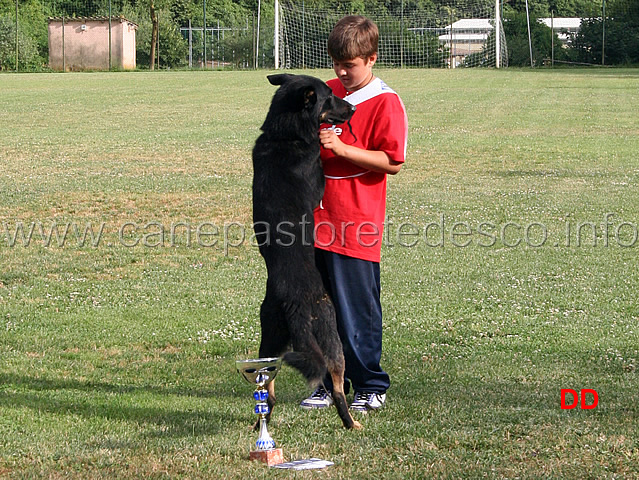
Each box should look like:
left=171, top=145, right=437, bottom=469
left=352, top=420, right=363, bottom=430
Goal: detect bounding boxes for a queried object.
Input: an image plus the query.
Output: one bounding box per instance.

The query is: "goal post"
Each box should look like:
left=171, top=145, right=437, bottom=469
left=495, top=0, right=501, bottom=68
left=275, top=0, right=507, bottom=69
left=274, top=0, right=279, bottom=69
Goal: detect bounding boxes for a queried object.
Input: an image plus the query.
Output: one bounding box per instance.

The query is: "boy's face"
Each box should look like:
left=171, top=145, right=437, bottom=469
left=333, top=54, right=377, bottom=93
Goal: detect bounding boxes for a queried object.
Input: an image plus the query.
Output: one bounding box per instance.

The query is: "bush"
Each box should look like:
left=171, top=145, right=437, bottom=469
left=0, top=15, right=44, bottom=70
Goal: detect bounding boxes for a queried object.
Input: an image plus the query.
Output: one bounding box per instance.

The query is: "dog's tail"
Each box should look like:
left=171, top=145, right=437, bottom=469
left=282, top=348, right=327, bottom=384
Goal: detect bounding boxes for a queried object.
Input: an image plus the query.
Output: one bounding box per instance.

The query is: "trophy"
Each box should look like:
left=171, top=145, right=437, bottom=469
left=236, top=357, right=283, bottom=466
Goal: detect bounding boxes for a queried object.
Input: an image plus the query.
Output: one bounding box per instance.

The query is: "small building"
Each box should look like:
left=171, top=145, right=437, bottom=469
left=48, top=16, right=138, bottom=71
left=538, top=18, right=582, bottom=44
left=438, top=19, right=493, bottom=67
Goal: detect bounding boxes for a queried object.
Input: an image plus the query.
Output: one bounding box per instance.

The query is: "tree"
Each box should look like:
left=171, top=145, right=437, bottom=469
left=124, top=1, right=187, bottom=69
left=503, top=11, right=565, bottom=66
left=571, top=17, right=639, bottom=65
left=504, top=0, right=603, bottom=17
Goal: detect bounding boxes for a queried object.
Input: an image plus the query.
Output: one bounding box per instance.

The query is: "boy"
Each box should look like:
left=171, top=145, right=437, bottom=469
left=300, top=15, right=408, bottom=413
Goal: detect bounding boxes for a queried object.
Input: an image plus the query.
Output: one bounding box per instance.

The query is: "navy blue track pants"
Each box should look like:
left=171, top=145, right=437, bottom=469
left=315, top=248, right=390, bottom=394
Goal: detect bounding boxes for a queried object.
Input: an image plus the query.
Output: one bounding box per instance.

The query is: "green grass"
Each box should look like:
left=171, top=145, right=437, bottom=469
left=0, top=68, right=638, bottom=479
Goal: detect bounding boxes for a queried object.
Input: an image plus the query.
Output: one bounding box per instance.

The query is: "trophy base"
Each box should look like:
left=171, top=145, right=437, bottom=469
left=250, top=448, right=284, bottom=466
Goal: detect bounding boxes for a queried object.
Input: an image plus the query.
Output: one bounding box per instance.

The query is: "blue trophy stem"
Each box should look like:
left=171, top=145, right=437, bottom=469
left=256, top=416, right=276, bottom=451
left=253, top=386, right=276, bottom=450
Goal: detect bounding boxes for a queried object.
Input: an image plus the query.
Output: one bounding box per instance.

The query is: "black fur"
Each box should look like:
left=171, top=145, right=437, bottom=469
left=252, top=74, right=360, bottom=430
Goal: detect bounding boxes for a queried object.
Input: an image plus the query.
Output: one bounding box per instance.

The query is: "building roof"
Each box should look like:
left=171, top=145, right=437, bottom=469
left=48, top=16, right=138, bottom=28
left=445, top=19, right=494, bottom=31
left=439, top=33, right=489, bottom=42
left=539, top=18, right=582, bottom=30
left=439, top=18, right=492, bottom=43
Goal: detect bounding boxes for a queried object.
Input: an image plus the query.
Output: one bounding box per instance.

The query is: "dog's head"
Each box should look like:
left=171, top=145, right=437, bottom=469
left=262, top=74, right=356, bottom=141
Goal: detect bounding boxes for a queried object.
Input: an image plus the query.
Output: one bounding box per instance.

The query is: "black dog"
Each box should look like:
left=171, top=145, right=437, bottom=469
left=252, top=74, right=360, bottom=430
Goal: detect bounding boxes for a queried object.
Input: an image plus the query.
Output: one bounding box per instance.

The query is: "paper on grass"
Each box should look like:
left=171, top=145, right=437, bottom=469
left=271, top=458, right=334, bottom=470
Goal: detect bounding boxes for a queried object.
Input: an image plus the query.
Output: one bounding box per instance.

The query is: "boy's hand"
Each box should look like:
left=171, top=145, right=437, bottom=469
left=320, top=128, right=348, bottom=157
left=320, top=128, right=403, bottom=175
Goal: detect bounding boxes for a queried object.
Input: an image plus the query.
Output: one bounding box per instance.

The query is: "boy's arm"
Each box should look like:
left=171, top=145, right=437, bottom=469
left=319, top=129, right=403, bottom=175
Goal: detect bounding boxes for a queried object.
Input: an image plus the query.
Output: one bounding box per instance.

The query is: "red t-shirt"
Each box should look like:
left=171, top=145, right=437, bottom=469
left=314, top=77, right=408, bottom=262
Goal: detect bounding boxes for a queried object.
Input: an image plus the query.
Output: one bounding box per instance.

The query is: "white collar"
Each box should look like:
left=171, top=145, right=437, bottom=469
left=343, top=77, right=396, bottom=106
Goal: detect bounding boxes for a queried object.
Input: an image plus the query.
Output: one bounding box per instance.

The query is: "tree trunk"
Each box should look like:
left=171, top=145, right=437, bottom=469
left=150, top=1, right=158, bottom=70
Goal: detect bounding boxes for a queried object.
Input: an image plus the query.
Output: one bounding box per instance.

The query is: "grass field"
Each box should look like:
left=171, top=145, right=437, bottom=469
left=0, top=68, right=638, bottom=479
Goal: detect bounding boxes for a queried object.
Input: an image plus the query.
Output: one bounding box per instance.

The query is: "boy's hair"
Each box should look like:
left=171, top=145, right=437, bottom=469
left=327, top=15, right=378, bottom=61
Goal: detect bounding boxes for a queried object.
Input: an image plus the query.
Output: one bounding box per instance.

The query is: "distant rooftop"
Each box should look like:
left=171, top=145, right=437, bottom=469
left=445, top=19, right=494, bottom=31
left=48, top=16, right=138, bottom=28
left=539, top=18, right=582, bottom=30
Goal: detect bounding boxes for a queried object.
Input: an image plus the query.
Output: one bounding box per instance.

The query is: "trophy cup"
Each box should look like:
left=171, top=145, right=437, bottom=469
left=236, top=357, right=283, bottom=466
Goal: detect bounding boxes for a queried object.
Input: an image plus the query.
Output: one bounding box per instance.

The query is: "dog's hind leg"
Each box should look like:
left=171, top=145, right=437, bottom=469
left=328, top=364, right=362, bottom=430
left=250, top=378, right=277, bottom=431
left=253, top=298, right=289, bottom=430
left=312, top=295, right=361, bottom=429
left=254, top=335, right=285, bottom=430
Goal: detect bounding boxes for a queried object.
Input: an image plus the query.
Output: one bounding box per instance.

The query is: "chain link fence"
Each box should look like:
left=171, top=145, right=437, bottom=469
left=1, top=0, right=638, bottom=72
left=0, top=0, right=261, bottom=71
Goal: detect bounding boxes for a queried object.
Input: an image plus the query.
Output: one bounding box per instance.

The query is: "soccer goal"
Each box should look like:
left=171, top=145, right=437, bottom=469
left=275, top=0, right=507, bottom=69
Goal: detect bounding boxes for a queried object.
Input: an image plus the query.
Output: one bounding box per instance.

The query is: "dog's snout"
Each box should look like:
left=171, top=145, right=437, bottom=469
left=318, top=94, right=356, bottom=126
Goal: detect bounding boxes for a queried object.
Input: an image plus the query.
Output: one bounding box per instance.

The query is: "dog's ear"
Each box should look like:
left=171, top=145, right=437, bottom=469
left=268, top=74, right=293, bottom=86
left=303, top=87, right=317, bottom=108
